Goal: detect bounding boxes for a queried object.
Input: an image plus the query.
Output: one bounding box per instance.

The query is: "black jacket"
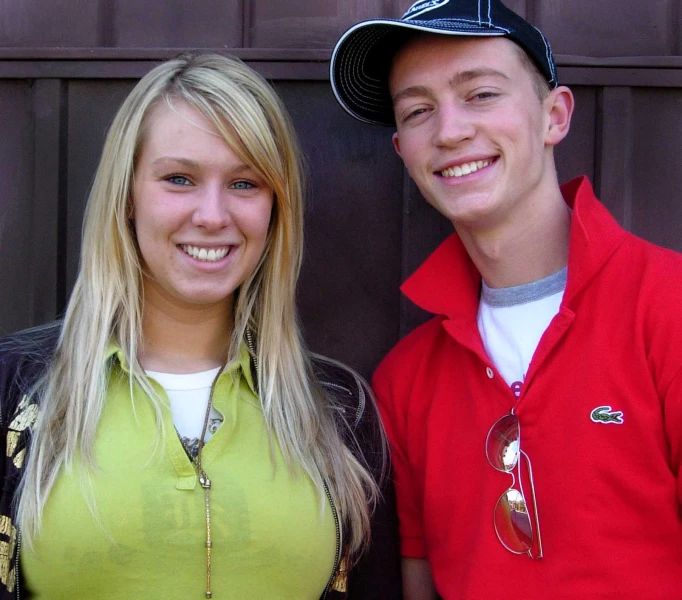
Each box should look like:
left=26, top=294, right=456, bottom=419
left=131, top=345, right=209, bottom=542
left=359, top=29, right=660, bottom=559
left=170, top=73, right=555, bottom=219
left=0, top=323, right=402, bottom=599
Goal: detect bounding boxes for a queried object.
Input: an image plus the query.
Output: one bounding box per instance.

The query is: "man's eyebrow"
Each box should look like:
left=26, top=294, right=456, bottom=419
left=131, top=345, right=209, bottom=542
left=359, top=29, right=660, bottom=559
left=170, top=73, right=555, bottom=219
left=392, top=68, right=510, bottom=105
left=449, top=68, right=510, bottom=87
left=392, top=85, right=432, bottom=106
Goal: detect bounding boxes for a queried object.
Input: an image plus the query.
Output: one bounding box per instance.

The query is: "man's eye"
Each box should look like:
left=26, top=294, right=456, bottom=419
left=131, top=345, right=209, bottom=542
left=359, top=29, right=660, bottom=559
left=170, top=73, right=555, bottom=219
left=406, top=107, right=428, bottom=120
left=231, top=181, right=256, bottom=190
left=472, top=92, right=498, bottom=101
left=167, top=175, right=192, bottom=186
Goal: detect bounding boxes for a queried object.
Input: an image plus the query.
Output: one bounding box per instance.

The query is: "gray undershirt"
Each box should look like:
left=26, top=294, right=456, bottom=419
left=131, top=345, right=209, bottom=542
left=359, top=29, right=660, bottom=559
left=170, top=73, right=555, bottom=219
left=481, top=267, right=568, bottom=308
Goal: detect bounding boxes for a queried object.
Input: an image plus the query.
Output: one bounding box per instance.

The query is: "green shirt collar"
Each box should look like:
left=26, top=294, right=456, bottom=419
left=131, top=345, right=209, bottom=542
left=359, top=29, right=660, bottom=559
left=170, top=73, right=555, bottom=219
left=105, top=339, right=257, bottom=396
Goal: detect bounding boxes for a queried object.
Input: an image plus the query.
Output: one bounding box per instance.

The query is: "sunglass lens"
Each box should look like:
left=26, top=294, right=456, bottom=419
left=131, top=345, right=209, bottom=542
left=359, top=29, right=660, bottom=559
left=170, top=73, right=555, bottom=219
left=494, top=488, right=533, bottom=553
left=486, top=414, right=520, bottom=472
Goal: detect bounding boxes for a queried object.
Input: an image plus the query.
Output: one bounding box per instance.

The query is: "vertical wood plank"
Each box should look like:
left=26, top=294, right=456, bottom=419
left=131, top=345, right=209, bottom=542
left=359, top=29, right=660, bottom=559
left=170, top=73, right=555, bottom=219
left=31, top=79, right=64, bottom=323
left=98, top=0, right=117, bottom=47
left=555, top=85, right=597, bottom=184
left=65, top=81, right=137, bottom=296
left=671, top=0, right=682, bottom=55
left=112, top=0, right=242, bottom=48
left=242, top=0, right=252, bottom=48
left=630, top=88, right=682, bottom=251
left=594, top=87, right=634, bottom=228
left=536, top=0, right=672, bottom=56
left=0, top=0, right=99, bottom=47
left=0, top=82, right=35, bottom=335
left=250, top=0, right=393, bottom=49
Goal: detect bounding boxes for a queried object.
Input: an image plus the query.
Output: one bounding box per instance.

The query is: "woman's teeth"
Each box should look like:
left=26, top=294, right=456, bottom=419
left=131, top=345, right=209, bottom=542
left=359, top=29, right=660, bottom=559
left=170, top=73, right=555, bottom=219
left=181, top=245, right=230, bottom=262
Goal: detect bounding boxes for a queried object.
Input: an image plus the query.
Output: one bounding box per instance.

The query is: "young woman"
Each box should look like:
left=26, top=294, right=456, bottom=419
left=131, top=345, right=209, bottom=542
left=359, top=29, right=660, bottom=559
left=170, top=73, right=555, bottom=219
left=0, top=54, right=400, bottom=599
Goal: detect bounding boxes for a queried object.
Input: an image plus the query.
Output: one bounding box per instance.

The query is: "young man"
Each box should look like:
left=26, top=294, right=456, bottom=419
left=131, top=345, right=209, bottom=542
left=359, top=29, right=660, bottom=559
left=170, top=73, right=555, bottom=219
left=331, top=1, right=682, bottom=598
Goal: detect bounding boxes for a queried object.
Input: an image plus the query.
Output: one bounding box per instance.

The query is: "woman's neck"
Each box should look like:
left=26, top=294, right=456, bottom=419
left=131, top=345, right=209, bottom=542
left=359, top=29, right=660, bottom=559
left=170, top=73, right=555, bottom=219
left=139, top=294, right=234, bottom=374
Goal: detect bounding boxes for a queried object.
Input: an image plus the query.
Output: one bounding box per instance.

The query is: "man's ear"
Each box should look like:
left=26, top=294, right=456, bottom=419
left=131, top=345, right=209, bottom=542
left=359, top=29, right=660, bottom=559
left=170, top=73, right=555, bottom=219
left=544, top=85, right=574, bottom=147
left=392, top=131, right=402, bottom=158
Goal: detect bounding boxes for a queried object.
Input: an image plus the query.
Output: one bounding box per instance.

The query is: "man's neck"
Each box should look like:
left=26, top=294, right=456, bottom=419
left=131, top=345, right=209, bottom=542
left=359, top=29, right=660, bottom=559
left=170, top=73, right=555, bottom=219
left=457, top=190, right=572, bottom=289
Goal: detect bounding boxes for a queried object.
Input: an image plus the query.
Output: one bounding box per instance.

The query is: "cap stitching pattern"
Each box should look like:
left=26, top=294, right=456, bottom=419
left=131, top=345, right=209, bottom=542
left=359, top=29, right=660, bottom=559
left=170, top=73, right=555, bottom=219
left=404, top=0, right=451, bottom=21
left=330, top=1, right=558, bottom=125
left=534, top=25, right=557, bottom=84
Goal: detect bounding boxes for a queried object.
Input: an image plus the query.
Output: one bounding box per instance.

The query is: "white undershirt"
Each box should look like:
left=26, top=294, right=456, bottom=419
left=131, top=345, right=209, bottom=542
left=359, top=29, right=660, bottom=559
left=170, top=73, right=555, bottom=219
left=477, top=268, right=567, bottom=398
left=145, top=367, right=224, bottom=442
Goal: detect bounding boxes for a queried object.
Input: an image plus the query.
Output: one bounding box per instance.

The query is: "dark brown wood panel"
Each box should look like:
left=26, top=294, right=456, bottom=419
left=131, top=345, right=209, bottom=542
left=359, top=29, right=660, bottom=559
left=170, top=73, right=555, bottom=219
left=65, top=80, right=137, bottom=291
left=594, top=87, right=634, bottom=227
left=274, top=81, right=406, bottom=375
left=0, top=82, right=35, bottom=335
left=630, top=87, right=682, bottom=251
left=249, top=0, right=397, bottom=49
left=0, top=0, right=100, bottom=47
left=111, top=0, right=243, bottom=48
left=555, top=86, right=597, bottom=185
left=537, top=0, right=675, bottom=57
left=31, top=79, right=64, bottom=321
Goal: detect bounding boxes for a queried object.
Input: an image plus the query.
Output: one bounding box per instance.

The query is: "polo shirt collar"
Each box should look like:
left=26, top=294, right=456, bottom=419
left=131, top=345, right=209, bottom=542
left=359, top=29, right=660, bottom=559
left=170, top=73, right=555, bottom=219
left=402, top=176, right=627, bottom=320
left=105, top=339, right=258, bottom=396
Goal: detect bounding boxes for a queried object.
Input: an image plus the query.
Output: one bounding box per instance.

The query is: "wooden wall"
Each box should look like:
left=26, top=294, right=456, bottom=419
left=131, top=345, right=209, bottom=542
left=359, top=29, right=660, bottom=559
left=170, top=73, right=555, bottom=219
left=1, top=0, right=681, bottom=377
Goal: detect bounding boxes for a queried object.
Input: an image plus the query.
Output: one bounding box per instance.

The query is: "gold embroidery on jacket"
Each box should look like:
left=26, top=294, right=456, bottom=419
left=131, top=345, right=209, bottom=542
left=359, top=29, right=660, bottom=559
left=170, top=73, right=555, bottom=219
left=6, top=567, right=14, bottom=593
left=1, top=395, right=40, bottom=592
left=12, top=449, right=26, bottom=469
left=6, top=396, right=40, bottom=467
left=0, top=517, right=12, bottom=538
left=5, top=432, right=19, bottom=459
left=0, top=515, right=17, bottom=592
left=0, top=541, right=14, bottom=591
left=9, top=396, right=39, bottom=432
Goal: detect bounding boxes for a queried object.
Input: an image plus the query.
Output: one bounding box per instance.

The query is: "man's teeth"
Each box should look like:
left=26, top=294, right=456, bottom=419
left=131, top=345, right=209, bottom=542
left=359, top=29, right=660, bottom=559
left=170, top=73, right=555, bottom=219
left=441, top=159, right=491, bottom=178
left=181, top=245, right=230, bottom=262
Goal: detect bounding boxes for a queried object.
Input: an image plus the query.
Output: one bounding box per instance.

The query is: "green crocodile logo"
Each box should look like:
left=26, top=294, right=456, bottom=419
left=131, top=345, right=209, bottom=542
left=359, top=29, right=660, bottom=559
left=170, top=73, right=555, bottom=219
left=590, top=405, right=624, bottom=424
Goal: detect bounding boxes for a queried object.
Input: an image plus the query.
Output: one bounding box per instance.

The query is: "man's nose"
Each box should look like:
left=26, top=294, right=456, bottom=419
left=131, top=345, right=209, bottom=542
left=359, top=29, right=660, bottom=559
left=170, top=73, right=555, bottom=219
left=432, top=103, right=476, bottom=148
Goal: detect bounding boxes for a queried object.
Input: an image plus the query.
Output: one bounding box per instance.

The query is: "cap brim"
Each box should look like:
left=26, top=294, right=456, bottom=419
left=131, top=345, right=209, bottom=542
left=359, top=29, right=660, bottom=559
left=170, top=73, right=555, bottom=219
left=330, top=19, right=506, bottom=127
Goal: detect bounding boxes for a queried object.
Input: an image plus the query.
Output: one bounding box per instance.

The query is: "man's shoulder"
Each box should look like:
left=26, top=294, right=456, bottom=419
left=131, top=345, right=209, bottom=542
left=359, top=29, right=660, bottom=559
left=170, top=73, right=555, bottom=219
left=614, top=231, right=682, bottom=294
left=374, top=315, right=449, bottom=384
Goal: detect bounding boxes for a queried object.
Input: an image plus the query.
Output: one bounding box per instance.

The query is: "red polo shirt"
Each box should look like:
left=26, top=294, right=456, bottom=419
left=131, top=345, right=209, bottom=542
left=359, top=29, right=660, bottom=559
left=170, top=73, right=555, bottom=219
left=373, top=177, right=682, bottom=599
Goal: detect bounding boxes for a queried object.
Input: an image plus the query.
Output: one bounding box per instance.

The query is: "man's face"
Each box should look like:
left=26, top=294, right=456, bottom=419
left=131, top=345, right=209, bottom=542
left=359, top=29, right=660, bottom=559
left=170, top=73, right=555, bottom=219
left=389, top=35, right=564, bottom=231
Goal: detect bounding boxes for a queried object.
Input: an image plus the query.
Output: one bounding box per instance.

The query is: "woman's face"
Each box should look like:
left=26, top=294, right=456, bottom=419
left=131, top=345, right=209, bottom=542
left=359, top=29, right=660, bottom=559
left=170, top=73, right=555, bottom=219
left=132, top=100, right=274, bottom=316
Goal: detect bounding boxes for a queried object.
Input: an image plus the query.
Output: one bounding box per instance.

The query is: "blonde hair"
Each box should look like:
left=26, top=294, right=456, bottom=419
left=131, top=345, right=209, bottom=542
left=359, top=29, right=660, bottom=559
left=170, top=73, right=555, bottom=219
left=18, top=53, right=380, bottom=555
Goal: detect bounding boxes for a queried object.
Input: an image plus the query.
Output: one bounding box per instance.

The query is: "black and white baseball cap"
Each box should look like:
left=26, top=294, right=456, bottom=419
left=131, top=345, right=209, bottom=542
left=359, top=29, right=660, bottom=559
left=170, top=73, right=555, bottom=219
left=330, top=0, right=557, bottom=126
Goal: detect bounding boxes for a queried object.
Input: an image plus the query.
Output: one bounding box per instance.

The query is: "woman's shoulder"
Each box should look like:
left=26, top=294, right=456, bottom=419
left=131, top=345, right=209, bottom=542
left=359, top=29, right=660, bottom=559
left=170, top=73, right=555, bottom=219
left=0, top=322, right=60, bottom=402
left=311, top=355, right=385, bottom=472
left=311, top=355, right=370, bottom=430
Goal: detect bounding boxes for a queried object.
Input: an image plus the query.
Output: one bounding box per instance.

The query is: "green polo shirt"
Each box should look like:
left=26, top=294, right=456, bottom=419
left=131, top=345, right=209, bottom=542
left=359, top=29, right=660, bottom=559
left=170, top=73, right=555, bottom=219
left=22, top=344, right=336, bottom=598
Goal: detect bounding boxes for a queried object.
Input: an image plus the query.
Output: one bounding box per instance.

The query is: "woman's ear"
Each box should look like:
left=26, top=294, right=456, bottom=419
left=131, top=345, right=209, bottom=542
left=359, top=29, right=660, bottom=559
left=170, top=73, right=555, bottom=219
left=544, top=85, right=574, bottom=147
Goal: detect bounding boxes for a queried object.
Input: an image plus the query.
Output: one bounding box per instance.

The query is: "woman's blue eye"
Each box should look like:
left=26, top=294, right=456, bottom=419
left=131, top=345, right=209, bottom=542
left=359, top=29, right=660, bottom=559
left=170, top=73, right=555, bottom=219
left=167, top=175, right=191, bottom=186
left=231, top=181, right=255, bottom=190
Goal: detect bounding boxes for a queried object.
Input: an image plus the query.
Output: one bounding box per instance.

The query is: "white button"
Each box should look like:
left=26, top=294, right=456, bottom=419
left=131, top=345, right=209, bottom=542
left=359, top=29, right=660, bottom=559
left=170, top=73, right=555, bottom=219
left=486, top=367, right=494, bottom=379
